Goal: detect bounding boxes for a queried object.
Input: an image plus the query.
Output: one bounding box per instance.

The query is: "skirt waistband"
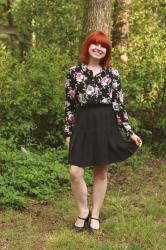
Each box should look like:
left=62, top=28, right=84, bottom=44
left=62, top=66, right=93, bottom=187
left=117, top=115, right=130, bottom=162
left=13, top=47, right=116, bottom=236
left=78, top=103, right=112, bottom=109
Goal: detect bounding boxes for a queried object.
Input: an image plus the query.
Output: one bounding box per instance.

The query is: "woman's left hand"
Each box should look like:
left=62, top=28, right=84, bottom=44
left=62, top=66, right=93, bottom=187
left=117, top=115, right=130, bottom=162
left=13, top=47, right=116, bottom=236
left=130, top=133, right=142, bottom=147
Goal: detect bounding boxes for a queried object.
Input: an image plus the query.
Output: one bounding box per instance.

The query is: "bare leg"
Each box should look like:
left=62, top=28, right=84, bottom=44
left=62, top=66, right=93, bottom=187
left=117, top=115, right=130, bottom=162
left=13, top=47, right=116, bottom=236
left=69, top=165, right=89, bottom=227
left=91, top=164, right=108, bottom=229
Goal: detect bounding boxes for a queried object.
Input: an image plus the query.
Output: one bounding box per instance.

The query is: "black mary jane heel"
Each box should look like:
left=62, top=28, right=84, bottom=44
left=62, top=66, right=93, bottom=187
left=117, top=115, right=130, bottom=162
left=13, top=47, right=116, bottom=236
left=72, top=210, right=91, bottom=233
left=88, top=217, right=100, bottom=233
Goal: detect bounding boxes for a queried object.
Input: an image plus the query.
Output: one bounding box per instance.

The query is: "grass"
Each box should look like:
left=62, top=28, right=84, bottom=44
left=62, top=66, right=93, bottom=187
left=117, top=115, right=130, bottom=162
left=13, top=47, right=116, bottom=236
left=0, top=158, right=166, bottom=250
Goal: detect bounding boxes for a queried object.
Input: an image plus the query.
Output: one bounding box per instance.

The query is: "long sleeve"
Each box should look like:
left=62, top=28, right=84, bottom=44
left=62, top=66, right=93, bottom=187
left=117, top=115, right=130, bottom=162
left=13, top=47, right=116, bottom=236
left=64, top=68, right=77, bottom=138
left=111, top=67, right=134, bottom=137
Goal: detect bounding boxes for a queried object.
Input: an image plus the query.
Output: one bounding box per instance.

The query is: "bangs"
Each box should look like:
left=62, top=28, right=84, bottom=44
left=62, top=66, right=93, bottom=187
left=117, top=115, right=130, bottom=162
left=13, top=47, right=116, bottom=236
left=90, top=37, right=109, bottom=48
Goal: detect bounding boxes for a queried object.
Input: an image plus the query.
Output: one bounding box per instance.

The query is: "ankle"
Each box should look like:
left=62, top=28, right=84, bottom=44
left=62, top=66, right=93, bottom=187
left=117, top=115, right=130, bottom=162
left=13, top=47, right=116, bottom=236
left=91, top=211, right=99, bottom=218
left=79, top=208, right=89, bottom=217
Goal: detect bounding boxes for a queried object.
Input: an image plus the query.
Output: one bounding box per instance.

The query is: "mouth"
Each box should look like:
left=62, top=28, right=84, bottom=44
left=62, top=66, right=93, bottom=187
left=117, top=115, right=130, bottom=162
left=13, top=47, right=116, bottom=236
left=92, top=49, right=103, bottom=55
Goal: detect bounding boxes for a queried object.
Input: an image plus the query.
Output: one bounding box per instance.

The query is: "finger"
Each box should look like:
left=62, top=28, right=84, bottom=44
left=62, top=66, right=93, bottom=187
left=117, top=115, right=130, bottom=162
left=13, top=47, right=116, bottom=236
left=138, top=138, right=142, bottom=145
left=136, top=136, right=140, bottom=142
left=137, top=138, right=142, bottom=147
left=135, top=138, right=140, bottom=146
left=137, top=138, right=140, bottom=144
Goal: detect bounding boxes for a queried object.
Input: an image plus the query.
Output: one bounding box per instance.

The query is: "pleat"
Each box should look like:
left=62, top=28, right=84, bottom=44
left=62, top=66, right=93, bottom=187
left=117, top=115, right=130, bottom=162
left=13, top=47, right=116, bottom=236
left=68, top=103, right=139, bottom=168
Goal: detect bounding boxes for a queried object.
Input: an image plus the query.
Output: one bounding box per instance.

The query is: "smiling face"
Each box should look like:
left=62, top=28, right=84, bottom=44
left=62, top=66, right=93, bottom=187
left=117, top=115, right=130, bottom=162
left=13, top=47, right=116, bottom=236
left=88, top=43, right=107, bottom=61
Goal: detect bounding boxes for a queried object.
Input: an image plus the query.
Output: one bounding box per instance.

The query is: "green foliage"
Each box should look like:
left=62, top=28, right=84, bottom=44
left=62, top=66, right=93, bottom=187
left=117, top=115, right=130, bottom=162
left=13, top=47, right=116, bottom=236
left=2, top=160, right=165, bottom=250
left=12, top=0, right=84, bottom=59
left=0, top=0, right=165, bottom=151
left=0, top=137, right=154, bottom=210
left=111, top=0, right=166, bottom=149
left=123, top=145, right=153, bottom=171
left=0, top=0, right=85, bottom=148
left=0, top=44, right=71, bottom=147
left=0, top=0, right=165, bottom=211
left=0, top=137, right=93, bottom=210
left=109, top=145, right=153, bottom=175
left=0, top=138, right=69, bottom=210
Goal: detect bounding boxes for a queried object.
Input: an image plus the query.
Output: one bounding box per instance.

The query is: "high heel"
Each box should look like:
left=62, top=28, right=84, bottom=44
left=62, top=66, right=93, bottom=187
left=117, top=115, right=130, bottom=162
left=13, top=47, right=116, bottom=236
left=88, top=217, right=100, bottom=233
left=72, top=210, right=91, bottom=232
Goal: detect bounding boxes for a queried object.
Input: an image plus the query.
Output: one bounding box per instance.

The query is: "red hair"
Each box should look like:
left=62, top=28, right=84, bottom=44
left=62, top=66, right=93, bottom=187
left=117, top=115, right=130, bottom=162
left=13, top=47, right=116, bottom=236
left=79, top=31, right=112, bottom=69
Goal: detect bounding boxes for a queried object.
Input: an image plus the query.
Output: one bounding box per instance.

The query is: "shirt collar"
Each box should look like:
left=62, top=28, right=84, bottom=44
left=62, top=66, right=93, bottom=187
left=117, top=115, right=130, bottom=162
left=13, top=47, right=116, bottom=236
left=80, top=62, right=106, bottom=74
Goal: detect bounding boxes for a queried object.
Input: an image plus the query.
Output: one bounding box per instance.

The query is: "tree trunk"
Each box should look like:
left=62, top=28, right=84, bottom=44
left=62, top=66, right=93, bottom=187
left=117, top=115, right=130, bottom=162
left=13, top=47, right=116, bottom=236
left=1, top=0, right=17, bottom=41
left=0, top=25, right=17, bottom=36
left=112, top=0, right=131, bottom=63
left=81, top=0, right=112, bottom=44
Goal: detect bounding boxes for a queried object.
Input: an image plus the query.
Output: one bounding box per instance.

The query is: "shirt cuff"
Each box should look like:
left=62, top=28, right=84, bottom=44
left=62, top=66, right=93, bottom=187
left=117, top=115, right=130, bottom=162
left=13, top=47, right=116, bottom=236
left=64, top=132, right=72, bottom=138
left=126, top=129, right=134, bottom=137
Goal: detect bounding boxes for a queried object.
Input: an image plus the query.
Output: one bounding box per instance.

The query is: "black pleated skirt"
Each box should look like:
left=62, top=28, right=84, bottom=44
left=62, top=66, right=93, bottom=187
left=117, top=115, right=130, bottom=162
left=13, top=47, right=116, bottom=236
left=68, top=103, right=139, bottom=168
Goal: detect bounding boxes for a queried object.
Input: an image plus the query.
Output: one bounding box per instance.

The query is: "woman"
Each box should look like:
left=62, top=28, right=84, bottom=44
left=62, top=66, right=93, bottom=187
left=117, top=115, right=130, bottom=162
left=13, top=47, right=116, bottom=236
left=64, top=31, right=142, bottom=233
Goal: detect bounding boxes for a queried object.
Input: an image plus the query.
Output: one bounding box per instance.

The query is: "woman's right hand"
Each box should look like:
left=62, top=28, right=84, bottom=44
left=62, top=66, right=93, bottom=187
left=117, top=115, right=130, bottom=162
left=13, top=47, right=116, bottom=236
left=65, top=137, right=70, bottom=149
left=130, top=133, right=142, bottom=147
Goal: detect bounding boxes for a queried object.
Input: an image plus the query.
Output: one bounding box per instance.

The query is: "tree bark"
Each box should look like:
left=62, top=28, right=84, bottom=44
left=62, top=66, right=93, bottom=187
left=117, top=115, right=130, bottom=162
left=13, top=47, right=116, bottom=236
left=3, top=0, right=17, bottom=41
left=0, top=25, right=17, bottom=35
left=80, top=0, right=112, bottom=45
left=112, top=0, right=131, bottom=63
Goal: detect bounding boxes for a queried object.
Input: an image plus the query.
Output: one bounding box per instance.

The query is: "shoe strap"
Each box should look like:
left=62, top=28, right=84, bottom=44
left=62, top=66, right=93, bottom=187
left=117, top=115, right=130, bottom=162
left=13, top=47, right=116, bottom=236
left=78, top=211, right=91, bottom=220
left=78, top=216, right=87, bottom=220
left=91, top=217, right=100, bottom=221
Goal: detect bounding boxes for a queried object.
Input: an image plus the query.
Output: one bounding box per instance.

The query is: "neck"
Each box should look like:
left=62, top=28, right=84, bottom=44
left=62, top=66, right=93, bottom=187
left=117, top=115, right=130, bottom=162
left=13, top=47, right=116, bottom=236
left=88, top=57, right=101, bottom=67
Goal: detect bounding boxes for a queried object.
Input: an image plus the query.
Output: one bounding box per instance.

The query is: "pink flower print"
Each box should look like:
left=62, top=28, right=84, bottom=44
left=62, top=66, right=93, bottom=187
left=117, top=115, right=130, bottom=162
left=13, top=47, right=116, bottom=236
left=117, top=116, right=122, bottom=124
left=112, top=67, right=119, bottom=76
left=68, top=113, right=74, bottom=122
left=69, top=90, right=75, bottom=98
left=112, top=81, right=118, bottom=89
left=76, top=72, right=84, bottom=82
left=101, top=77, right=108, bottom=85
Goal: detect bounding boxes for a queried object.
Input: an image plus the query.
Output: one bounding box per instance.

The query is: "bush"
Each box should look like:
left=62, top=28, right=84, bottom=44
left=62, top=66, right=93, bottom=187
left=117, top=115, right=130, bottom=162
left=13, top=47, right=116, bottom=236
left=0, top=138, right=93, bottom=210
left=0, top=45, right=71, bottom=148
left=0, top=138, right=70, bottom=210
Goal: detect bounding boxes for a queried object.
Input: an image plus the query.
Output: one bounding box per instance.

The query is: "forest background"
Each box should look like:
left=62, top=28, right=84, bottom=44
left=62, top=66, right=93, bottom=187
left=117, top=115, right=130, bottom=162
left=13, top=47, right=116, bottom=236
left=0, top=0, right=165, bottom=209
left=0, top=1, right=166, bottom=249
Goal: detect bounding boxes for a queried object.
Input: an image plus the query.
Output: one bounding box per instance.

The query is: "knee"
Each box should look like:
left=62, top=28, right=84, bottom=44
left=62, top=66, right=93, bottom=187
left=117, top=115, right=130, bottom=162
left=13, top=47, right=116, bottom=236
left=94, top=172, right=108, bottom=181
left=69, top=165, right=84, bottom=182
left=93, top=167, right=108, bottom=181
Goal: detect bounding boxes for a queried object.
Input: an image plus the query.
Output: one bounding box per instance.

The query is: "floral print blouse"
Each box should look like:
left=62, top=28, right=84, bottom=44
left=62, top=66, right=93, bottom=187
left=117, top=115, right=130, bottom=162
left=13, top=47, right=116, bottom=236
left=64, top=63, right=134, bottom=138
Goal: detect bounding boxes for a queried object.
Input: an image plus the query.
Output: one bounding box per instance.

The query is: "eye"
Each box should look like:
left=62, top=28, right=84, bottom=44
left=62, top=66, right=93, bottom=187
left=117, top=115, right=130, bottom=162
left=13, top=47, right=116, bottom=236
left=100, top=44, right=106, bottom=48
